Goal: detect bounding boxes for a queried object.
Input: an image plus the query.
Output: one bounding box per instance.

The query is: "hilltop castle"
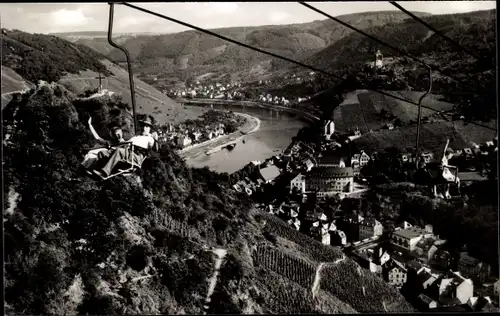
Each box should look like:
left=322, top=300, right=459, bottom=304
left=374, top=50, right=383, bottom=69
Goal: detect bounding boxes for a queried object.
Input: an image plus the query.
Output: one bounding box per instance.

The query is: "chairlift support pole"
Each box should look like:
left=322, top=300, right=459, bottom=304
left=415, top=65, right=432, bottom=169
left=107, top=2, right=139, bottom=135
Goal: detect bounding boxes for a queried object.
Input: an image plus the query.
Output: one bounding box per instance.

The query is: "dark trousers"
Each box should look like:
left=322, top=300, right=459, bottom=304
left=101, top=147, right=145, bottom=176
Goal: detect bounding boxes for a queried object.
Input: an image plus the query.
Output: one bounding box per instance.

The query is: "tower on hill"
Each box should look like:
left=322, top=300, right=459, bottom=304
left=375, top=50, right=383, bottom=69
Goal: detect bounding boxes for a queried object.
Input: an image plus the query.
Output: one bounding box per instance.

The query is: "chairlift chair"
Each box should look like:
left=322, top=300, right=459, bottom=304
left=91, top=141, right=150, bottom=180
left=87, top=3, right=145, bottom=181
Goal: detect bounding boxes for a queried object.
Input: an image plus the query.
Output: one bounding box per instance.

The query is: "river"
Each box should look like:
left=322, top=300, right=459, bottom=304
left=184, top=103, right=310, bottom=174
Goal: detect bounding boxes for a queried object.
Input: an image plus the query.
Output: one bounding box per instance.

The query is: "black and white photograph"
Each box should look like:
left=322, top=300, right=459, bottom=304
left=1, top=1, right=498, bottom=314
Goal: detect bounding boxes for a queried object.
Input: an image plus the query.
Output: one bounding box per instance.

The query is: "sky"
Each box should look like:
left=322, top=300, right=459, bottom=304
left=0, top=1, right=496, bottom=34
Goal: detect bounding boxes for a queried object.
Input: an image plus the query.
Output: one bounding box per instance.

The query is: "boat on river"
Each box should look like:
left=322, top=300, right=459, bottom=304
left=225, top=143, right=237, bottom=150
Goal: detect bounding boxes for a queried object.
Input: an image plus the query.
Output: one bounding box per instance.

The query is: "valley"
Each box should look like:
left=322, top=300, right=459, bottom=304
left=1, top=3, right=497, bottom=315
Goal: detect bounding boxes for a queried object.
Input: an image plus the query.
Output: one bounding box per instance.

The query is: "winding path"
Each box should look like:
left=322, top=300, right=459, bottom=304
left=311, top=262, right=325, bottom=298
left=203, top=248, right=228, bottom=314
left=311, top=255, right=346, bottom=298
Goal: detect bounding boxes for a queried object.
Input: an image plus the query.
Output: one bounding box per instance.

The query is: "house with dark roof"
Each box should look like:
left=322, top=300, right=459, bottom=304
left=436, top=271, right=474, bottom=305
left=317, top=153, right=347, bottom=168
left=358, top=218, right=383, bottom=241
left=467, top=296, right=498, bottom=312
left=417, top=266, right=441, bottom=291
left=331, top=230, right=347, bottom=246
left=382, top=257, right=408, bottom=289
left=457, top=252, right=491, bottom=284
left=415, top=293, right=438, bottom=311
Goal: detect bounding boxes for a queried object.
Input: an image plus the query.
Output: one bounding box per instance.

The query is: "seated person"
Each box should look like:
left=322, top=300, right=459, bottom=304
left=93, top=117, right=158, bottom=178
left=81, top=117, right=125, bottom=170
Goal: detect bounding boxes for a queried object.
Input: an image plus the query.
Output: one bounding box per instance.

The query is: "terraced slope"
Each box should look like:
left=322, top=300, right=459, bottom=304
left=333, top=90, right=456, bottom=134
left=351, top=121, right=493, bottom=156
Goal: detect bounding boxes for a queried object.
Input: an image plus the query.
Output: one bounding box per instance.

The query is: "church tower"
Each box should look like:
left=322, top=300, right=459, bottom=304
left=375, top=50, right=383, bottom=68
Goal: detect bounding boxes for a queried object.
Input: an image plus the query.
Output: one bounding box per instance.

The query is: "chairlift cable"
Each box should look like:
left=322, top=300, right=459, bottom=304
left=299, top=2, right=471, bottom=86
left=107, top=3, right=139, bottom=135
left=389, top=2, right=484, bottom=61
left=119, top=2, right=496, bottom=132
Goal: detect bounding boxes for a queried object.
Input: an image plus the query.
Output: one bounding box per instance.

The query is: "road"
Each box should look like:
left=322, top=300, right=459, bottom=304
left=2, top=77, right=99, bottom=97
left=2, top=89, right=25, bottom=96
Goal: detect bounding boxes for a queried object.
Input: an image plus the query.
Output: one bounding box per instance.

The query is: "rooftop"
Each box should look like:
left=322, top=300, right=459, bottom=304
left=459, top=252, right=484, bottom=267
left=393, top=226, right=428, bottom=239
left=361, top=218, right=381, bottom=227
left=417, top=293, right=435, bottom=304
left=309, top=166, right=354, bottom=178
left=259, top=165, right=280, bottom=182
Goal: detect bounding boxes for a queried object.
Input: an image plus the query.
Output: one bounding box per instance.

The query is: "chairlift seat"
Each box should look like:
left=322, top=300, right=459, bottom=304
left=92, top=142, right=150, bottom=180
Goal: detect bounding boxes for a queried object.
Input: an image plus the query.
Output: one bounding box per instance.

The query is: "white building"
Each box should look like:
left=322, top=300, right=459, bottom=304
left=351, top=151, right=371, bottom=168
left=375, top=50, right=383, bottom=68
left=390, top=225, right=434, bottom=252
left=192, top=131, right=202, bottom=141
left=177, top=135, right=192, bottom=148
left=290, top=173, right=306, bottom=194
left=302, top=158, right=315, bottom=171
left=324, top=120, right=335, bottom=140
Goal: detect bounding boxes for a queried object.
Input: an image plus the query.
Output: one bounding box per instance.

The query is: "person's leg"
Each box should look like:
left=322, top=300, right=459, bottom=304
left=101, top=147, right=128, bottom=176
left=94, top=149, right=113, bottom=169
left=81, top=148, right=106, bottom=169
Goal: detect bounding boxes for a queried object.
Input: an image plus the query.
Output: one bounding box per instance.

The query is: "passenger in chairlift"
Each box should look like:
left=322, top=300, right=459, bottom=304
left=93, top=117, right=159, bottom=178
left=81, top=117, right=125, bottom=171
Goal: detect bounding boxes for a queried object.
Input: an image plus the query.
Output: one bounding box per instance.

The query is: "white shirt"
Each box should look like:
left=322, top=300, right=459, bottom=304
left=130, top=135, right=155, bottom=150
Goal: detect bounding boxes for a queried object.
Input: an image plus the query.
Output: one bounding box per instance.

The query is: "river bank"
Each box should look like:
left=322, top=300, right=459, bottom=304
left=177, top=98, right=320, bottom=123
left=177, top=112, right=261, bottom=160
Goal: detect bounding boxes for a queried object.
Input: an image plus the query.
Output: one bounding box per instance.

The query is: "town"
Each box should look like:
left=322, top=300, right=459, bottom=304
left=163, top=73, right=315, bottom=107
left=153, top=50, right=499, bottom=312
left=224, top=109, right=498, bottom=312
left=2, top=2, right=497, bottom=315
left=155, top=109, right=245, bottom=150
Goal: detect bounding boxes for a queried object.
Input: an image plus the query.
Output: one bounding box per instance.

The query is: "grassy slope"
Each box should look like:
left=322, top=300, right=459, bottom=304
left=351, top=121, right=496, bottom=157
left=59, top=60, right=202, bottom=125
left=333, top=90, right=455, bottom=133
left=1, top=66, right=35, bottom=108
left=1, top=29, right=200, bottom=124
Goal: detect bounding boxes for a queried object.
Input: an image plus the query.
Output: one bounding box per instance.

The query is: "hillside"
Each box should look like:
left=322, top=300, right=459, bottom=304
left=351, top=121, right=496, bottom=158
left=291, top=9, right=496, bottom=121
left=3, top=82, right=416, bottom=314
left=1, top=66, right=35, bottom=108
left=0, top=29, right=197, bottom=125
left=333, top=89, right=455, bottom=133
left=301, top=9, right=495, bottom=72
left=94, top=11, right=430, bottom=86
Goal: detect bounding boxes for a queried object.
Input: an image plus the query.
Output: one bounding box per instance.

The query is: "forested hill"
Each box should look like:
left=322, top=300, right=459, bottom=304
left=300, top=9, right=496, bottom=72
left=97, top=10, right=430, bottom=83
left=281, top=9, right=496, bottom=122
left=3, top=82, right=415, bottom=314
